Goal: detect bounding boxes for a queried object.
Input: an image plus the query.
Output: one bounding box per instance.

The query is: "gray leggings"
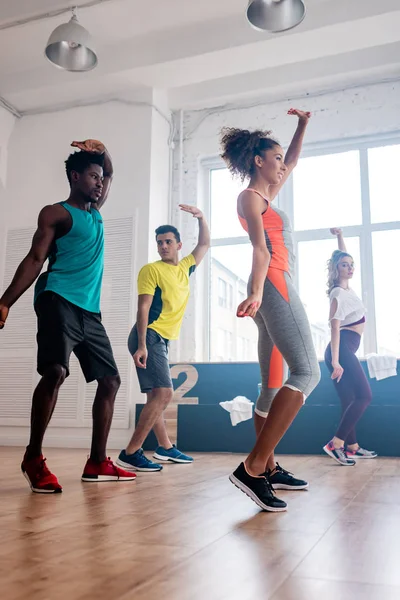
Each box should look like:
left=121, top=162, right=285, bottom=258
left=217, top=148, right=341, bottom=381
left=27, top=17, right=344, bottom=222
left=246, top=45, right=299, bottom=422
left=254, top=269, right=320, bottom=417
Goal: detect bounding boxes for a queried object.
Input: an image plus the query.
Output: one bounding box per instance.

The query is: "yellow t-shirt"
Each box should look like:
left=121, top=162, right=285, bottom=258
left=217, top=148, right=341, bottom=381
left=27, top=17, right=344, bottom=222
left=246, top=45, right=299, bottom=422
left=137, top=254, right=197, bottom=340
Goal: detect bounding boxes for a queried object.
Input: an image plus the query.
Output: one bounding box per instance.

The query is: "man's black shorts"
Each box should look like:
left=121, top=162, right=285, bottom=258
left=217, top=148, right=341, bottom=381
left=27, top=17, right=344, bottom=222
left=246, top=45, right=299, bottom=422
left=34, top=291, right=118, bottom=383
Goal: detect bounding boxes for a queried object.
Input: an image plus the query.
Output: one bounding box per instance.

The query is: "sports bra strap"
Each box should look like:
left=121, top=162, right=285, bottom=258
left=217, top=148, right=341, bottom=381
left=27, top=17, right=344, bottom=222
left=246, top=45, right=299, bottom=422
left=246, top=187, right=269, bottom=202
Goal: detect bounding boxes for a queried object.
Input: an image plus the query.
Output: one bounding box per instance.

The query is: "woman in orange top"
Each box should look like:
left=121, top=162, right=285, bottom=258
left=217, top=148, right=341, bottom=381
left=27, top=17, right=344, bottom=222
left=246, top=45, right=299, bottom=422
left=221, top=109, right=320, bottom=512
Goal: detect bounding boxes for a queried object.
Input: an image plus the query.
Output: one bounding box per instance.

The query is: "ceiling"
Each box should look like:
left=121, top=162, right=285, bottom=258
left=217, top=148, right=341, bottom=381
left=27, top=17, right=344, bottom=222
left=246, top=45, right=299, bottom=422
left=1, top=0, right=400, bottom=115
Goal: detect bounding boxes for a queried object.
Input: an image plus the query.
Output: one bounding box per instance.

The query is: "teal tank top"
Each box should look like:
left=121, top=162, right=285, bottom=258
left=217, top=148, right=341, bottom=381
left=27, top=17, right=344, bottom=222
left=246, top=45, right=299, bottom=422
left=34, top=202, right=104, bottom=313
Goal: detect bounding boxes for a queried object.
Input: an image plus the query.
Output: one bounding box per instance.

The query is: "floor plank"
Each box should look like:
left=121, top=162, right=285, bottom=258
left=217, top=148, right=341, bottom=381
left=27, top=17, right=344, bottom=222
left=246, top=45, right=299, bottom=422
left=270, top=578, right=400, bottom=600
left=1, top=447, right=400, bottom=600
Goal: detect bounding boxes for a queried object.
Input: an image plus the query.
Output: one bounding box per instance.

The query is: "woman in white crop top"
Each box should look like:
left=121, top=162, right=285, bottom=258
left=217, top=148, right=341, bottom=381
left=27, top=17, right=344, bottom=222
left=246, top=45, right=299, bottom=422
left=322, top=228, right=377, bottom=465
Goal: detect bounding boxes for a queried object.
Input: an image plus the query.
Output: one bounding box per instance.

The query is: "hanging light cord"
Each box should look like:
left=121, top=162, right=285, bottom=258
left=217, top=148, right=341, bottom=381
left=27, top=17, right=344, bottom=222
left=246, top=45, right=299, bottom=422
left=0, top=0, right=116, bottom=31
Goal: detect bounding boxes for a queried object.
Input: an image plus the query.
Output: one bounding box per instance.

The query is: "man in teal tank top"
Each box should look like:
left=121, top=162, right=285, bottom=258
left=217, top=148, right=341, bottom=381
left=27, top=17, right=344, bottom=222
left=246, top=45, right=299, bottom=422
left=0, top=139, right=135, bottom=492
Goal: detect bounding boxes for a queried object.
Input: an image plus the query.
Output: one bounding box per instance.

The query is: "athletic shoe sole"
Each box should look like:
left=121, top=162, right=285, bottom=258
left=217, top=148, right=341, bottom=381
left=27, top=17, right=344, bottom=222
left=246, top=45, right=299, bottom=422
left=323, top=445, right=355, bottom=466
left=22, top=471, right=62, bottom=493
left=272, top=482, right=309, bottom=490
left=81, top=474, right=136, bottom=482
left=153, top=452, right=193, bottom=464
left=347, top=454, right=378, bottom=460
left=115, top=458, right=162, bottom=472
left=229, top=473, right=287, bottom=512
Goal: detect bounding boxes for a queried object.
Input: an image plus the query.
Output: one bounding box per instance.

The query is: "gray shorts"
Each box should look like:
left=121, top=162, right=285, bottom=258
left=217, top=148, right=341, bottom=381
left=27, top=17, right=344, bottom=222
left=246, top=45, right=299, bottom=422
left=128, top=325, right=172, bottom=393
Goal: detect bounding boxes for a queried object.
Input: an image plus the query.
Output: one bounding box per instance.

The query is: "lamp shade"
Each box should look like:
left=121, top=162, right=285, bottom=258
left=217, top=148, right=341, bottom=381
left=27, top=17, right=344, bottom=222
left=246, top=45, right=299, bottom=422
left=45, top=13, right=97, bottom=72
left=246, top=0, right=306, bottom=33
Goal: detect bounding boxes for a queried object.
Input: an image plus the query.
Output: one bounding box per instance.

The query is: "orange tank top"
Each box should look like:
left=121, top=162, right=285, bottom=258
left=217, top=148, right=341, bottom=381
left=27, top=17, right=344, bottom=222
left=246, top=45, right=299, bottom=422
left=238, top=188, right=295, bottom=275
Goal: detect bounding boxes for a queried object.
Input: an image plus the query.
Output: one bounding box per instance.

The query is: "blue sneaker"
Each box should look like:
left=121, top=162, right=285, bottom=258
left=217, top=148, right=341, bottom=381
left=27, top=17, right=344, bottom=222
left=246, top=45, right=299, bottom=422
left=116, top=449, right=163, bottom=472
left=153, top=445, right=193, bottom=464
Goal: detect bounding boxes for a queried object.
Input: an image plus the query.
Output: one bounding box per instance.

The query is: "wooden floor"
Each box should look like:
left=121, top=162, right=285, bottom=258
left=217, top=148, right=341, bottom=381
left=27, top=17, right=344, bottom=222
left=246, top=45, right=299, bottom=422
left=2, top=448, right=400, bottom=600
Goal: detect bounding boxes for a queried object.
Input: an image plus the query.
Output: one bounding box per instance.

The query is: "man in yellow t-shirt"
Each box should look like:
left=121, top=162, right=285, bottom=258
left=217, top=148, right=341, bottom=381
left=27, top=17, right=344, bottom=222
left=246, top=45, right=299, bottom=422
left=117, top=204, right=210, bottom=472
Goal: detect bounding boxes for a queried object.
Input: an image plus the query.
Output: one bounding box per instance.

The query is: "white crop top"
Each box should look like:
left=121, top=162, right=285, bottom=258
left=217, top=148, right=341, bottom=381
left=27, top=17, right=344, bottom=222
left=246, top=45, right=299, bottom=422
left=329, top=287, right=365, bottom=327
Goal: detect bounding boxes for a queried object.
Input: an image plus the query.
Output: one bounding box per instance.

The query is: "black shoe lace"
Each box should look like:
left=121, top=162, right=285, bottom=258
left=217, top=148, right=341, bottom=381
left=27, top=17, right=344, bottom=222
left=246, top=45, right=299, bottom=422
left=263, top=473, right=276, bottom=495
left=275, top=462, right=294, bottom=478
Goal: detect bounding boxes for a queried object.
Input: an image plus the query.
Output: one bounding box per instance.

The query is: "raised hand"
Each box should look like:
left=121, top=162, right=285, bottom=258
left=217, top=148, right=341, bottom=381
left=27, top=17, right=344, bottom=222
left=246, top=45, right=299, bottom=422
left=179, top=204, right=204, bottom=220
left=287, top=108, right=311, bottom=122
left=330, top=227, right=343, bottom=236
left=71, top=139, right=105, bottom=154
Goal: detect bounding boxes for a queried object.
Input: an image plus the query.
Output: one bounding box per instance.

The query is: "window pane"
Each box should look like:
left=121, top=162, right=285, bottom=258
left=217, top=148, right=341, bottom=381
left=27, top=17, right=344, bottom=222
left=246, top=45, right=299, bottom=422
left=210, top=168, right=246, bottom=239
left=373, top=230, right=400, bottom=356
left=293, top=152, right=362, bottom=231
left=368, top=145, right=400, bottom=223
left=209, top=244, right=258, bottom=362
left=217, top=278, right=226, bottom=308
left=211, top=243, right=253, bottom=281
left=297, top=237, right=362, bottom=359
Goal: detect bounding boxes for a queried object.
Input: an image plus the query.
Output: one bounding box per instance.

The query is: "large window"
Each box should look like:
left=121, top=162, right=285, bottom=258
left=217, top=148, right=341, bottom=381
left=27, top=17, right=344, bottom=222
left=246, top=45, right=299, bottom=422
left=204, top=138, right=400, bottom=361
left=208, top=169, right=258, bottom=362
left=293, top=151, right=362, bottom=231
left=372, top=230, right=400, bottom=354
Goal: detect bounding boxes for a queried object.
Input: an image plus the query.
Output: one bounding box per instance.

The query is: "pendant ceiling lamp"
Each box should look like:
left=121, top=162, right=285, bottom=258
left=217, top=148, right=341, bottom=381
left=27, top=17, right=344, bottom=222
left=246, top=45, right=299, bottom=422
left=45, top=7, right=97, bottom=72
left=246, top=0, right=306, bottom=33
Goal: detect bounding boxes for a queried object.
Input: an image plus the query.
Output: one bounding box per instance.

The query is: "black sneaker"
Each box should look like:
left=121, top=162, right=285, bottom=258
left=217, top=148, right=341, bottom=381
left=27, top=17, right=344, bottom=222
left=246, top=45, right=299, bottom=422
left=267, top=463, right=309, bottom=490
left=229, top=462, right=287, bottom=512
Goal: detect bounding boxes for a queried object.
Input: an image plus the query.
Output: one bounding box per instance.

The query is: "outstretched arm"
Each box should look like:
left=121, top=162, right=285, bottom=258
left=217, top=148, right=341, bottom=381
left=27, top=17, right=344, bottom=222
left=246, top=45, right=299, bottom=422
left=0, top=205, right=61, bottom=328
left=71, top=139, right=113, bottom=209
left=330, top=227, right=347, bottom=252
left=269, top=108, right=311, bottom=201
left=179, top=204, right=210, bottom=266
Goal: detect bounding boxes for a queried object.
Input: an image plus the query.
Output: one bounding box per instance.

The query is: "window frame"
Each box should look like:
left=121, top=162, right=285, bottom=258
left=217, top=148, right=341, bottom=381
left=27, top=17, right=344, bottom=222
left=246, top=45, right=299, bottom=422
left=202, top=131, right=400, bottom=361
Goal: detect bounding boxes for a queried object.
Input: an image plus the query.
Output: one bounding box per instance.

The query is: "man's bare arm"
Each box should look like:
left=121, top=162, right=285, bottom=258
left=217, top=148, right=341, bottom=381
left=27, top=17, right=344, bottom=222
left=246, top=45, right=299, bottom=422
left=0, top=205, right=65, bottom=327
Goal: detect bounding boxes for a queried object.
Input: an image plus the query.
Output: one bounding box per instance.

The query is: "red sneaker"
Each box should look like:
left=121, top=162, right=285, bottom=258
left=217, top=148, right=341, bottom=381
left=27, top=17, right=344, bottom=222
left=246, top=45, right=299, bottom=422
left=81, top=457, right=137, bottom=482
left=21, top=455, right=62, bottom=493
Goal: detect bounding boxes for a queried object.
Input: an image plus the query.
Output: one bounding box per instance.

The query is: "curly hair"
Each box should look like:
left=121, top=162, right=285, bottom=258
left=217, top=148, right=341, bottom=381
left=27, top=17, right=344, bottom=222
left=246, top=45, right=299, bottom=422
left=65, top=151, right=104, bottom=184
left=220, top=127, right=280, bottom=181
left=327, top=250, right=353, bottom=296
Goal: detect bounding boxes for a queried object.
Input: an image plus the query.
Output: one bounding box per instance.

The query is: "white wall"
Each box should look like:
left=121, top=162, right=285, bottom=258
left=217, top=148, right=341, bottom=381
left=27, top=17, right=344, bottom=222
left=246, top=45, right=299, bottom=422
left=0, top=106, right=16, bottom=292
left=0, top=106, right=15, bottom=190
left=5, top=101, right=152, bottom=248
left=148, top=91, right=172, bottom=262
left=174, top=79, right=400, bottom=361
left=0, top=98, right=172, bottom=449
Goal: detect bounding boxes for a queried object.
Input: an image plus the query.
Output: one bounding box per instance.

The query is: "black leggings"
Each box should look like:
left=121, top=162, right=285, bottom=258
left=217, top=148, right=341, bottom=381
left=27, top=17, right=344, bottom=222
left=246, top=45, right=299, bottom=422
left=325, top=330, right=372, bottom=445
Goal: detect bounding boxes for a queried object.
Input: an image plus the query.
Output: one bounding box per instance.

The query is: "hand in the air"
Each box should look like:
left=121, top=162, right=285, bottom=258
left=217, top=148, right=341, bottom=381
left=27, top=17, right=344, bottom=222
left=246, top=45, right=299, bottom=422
left=179, top=204, right=204, bottom=220
left=330, top=227, right=343, bottom=236
left=71, top=139, right=105, bottom=154
left=288, top=108, right=311, bottom=122
left=0, top=304, right=9, bottom=329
